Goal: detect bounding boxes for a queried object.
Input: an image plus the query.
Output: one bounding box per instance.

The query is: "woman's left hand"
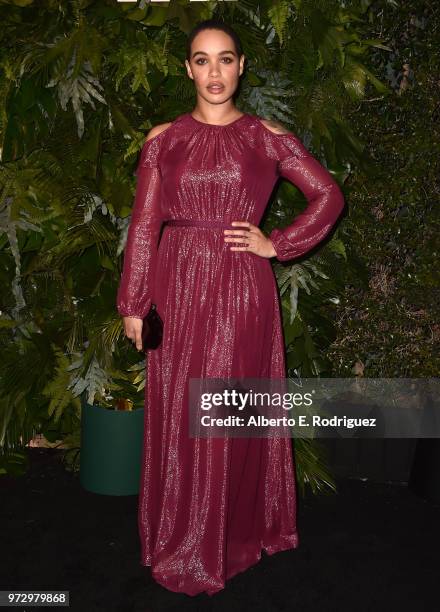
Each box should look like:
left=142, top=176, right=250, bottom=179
left=224, top=221, right=277, bottom=259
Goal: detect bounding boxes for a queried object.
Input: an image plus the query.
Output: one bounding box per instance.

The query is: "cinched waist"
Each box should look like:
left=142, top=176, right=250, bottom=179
left=164, top=219, right=242, bottom=230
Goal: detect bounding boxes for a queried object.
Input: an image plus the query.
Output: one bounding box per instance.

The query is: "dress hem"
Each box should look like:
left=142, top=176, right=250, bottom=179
left=140, top=532, right=299, bottom=597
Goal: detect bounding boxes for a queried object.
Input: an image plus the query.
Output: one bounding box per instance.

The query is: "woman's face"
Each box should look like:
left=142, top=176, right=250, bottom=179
left=185, top=29, right=244, bottom=105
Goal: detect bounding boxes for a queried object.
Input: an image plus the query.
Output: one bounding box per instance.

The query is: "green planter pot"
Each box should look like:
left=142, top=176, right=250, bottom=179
left=79, top=395, right=144, bottom=496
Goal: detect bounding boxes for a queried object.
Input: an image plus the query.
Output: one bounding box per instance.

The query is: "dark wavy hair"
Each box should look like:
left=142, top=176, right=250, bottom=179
left=185, top=19, right=243, bottom=62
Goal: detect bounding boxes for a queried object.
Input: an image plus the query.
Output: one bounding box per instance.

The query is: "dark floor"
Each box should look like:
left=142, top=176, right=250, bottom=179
left=1, top=448, right=439, bottom=612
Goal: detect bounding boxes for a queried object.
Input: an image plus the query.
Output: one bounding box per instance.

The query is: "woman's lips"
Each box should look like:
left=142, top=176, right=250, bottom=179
left=207, top=85, right=225, bottom=94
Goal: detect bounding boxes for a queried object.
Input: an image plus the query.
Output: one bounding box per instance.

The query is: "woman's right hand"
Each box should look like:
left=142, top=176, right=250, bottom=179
left=123, top=316, right=144, bottom=351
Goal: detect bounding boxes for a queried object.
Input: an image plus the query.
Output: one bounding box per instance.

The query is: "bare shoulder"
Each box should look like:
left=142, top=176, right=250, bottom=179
left=259, top=117, right=292, bottom=135
left=146, top=122, right=173, bottom=141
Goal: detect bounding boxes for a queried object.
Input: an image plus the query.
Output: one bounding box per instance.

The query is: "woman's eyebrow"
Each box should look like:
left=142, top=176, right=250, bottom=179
left=192, top=50, right=237, bottom=58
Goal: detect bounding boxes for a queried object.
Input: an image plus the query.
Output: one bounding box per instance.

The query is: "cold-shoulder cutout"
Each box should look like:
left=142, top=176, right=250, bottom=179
left=146, top=121, right=173, bottom=142
left=255, top=116, right=311, bottom=169
left=137, top=122, right=173, bottom=171
left=257, top=117, right=293, bottom=137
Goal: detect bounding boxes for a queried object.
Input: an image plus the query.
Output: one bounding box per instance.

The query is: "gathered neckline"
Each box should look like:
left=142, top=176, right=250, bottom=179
left=188, top=112, right=248, bottom=128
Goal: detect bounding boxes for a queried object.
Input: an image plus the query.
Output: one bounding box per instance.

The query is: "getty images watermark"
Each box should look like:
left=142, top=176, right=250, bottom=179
left=188, top=378, right=440, bottom=438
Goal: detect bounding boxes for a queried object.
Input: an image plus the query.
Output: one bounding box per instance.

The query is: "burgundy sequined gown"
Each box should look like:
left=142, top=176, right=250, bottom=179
left=116, top=112, right=344, bottom=596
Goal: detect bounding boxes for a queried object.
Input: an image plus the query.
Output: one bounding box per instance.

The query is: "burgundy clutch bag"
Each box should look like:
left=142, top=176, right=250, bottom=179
left=142, top=303, right=163, bottom=351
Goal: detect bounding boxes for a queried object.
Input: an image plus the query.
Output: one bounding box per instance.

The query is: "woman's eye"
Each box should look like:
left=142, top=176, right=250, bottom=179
left=195, top=58, right=233, bottom=65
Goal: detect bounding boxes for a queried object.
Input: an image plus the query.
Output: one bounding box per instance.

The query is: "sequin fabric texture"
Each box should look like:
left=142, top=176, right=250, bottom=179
left=116, top=112, right=345, bottom=596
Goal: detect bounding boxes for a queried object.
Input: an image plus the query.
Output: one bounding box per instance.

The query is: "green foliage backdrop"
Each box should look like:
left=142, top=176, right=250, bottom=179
left=1, top=0, right=436, bottom=488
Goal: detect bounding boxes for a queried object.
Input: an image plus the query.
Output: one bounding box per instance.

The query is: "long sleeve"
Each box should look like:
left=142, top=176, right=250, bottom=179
left=116, top=134, right=165, bottom=318
left=268, top=132, right=345, bottom=262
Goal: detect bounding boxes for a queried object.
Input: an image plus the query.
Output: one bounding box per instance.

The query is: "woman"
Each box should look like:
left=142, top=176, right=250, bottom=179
left=117, top=19, right=345, bottom=596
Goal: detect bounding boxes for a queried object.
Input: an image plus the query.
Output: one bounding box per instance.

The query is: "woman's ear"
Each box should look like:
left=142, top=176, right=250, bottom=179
left=239, top=54, right=245, bottom=77
left=185, top=59, right=194, bottom=81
